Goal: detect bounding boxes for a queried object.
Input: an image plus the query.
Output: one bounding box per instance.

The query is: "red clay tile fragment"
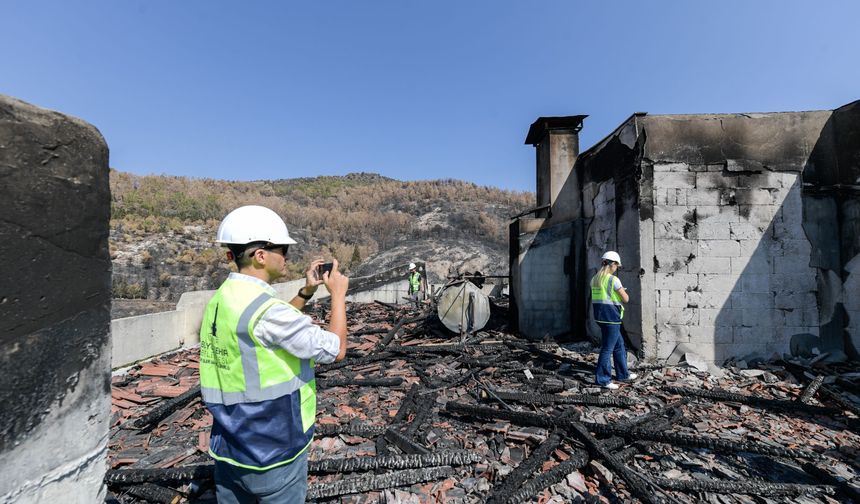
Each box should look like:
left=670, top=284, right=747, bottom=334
left=138, top=365, right=176, bottom=377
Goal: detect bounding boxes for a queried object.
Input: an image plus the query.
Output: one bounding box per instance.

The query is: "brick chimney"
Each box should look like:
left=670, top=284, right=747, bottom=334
left=525, top=115, right=586, bottom=222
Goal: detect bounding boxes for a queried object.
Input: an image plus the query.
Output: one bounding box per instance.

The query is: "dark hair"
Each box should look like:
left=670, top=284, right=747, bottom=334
left=228, top=241, right=268, bottom=269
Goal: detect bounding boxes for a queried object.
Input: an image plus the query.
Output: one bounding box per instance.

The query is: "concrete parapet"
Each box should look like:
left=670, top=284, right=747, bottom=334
left=111, top=273, right=427, bottom=368
left=111, top=310, right=191, bottom=368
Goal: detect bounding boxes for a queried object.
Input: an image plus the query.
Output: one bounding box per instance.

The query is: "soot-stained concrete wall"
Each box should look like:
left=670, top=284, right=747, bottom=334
left=0, top=95, right=111, bottom=502
left=640, top=111, right=837, bottom=363
left=802, top=100, right=860, bottom=360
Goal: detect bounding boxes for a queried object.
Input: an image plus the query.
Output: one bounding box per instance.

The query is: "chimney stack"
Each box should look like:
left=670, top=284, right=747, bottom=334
left=525, top=115, right=587, bottom=222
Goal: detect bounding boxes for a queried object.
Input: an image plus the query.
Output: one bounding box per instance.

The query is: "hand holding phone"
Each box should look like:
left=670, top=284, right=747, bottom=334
left=316, top=262, right=334, bottom=279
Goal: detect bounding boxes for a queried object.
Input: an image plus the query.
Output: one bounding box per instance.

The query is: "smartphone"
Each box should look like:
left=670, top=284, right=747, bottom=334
left=317, top=262, right=334, bottom=278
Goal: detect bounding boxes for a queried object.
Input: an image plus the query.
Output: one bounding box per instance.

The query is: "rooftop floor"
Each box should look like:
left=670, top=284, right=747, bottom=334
left=107, top=301, right=860, bottom=503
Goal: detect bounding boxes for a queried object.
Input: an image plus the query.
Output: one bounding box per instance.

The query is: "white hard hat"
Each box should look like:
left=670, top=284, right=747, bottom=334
left=602, top=251, right=621, bottom=266
left=408, top=263, right=417, bottom=270
left=216, top=205, right=297, bottom=245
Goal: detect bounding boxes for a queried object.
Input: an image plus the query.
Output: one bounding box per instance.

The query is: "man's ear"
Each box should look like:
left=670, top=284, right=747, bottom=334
left=251, top=249, right=265, bottom=265
left=226, top=251, right=235, bottom=261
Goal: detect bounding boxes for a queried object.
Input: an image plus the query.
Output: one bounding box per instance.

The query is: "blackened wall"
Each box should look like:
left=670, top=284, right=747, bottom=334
left=640, top=111, right=841, bottom=363
left=0, top=95, right=111, bottom=502
left=803, top=100, right=860, bottom=359
left=578, top=120, right=645, bottom=351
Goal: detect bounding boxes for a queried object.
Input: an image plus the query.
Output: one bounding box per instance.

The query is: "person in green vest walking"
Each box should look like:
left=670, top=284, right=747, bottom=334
left=407, top=262, right=424, bottom=307
left=591, top=251, right=637, bottom=390
left=199, top=205, right=349, bottom=503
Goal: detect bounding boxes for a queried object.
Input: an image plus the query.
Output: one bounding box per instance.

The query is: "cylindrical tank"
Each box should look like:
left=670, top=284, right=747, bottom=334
left=436, top=280, right=490, bottom=334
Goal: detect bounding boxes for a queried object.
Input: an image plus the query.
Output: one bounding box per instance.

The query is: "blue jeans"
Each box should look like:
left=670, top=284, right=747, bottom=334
left=595, top=323, right=629, bottom=385
left=214, top=451, right=308, bottom=504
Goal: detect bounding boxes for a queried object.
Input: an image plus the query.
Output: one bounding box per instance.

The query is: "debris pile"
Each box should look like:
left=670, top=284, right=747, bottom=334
left=107, top=300, right=860, bottom=503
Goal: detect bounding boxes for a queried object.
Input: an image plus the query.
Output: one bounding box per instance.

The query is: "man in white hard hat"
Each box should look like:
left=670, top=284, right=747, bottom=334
left=406, top=262, right=424, bottom=307
left=590, top=250, right=636, bottom=390
left=199, top=205, right=349, bottom=503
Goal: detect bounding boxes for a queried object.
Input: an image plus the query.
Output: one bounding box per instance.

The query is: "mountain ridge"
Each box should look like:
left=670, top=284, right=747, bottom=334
left=110, top=170, right=534, bottom=301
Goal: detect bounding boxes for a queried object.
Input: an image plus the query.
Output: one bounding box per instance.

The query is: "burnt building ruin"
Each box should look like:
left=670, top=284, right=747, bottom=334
left=511, top=100, right=860, bottom=364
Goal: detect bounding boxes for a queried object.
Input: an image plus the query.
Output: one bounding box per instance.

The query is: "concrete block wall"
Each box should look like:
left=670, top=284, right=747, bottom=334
left=516, top=221, right=573, bottom=338
left=650, top=161, right=816, bottom=362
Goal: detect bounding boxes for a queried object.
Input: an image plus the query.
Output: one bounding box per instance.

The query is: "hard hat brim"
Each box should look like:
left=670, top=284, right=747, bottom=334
left=216, top=236, right=297, bottom=246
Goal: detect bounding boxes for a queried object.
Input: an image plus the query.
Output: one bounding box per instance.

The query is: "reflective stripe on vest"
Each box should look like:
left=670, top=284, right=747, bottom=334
left=591, top=273, right=624, bottom=324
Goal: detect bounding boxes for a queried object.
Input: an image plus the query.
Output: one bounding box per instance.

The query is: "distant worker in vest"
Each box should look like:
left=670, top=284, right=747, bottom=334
left=591, top=251, right=637, bottom=390
left=407, top=262, right=424, bottom=307
left=199, top=205, right=349, bottom=503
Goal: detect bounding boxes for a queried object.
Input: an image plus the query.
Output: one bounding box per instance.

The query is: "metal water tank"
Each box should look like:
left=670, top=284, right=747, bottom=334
left=436, top=280, right=490, bottom=334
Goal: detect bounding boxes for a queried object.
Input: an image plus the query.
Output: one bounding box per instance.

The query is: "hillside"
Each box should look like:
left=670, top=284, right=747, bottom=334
left=110, top=170, right=534, bottom=302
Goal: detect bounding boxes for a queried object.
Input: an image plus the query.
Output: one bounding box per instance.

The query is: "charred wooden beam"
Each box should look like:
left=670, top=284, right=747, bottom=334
left=383, top=428, right=430, bottom=455
left=484, top=390, right=634, bottom=408
left=315, top=423, right=387, bottom=438
left=652, top=476, right=836, bottom=497
left=391, top=383, right=420, bottom=425
left=606, top=425, right=818, bottom=459
left=819, top=384, right=860, bottom=417
left=445, top=402, right=672, bottom=503
left=619, top=399, right=689, bottom=428
left=318, top=377, right=404, bottom=388
left=663, top=385, right=839, bottom=416
left=504, top=341, right=594, bottom=373
left=375, top=313, right=429, bottom=352
left=306, top=466, right=453, bottom=500
left=504, top=449, right=590, bottom=504
left=106, top=464, right=213, bottom=486
left=476, top=381, right=514, bottom=411
left=486, top=430, right=564, bottom=504
left=388, top=343, right=466, bottom=355
left=566, top=419, right=681, bottom=504
left=444, top=402, right=819, bottom=459
left=614, top=446, right=638, bottom=461
left=318, top=351, right=393, bottom=373
left=445, top=401, right=555, bottom=429
left=123, top=483, right=183, bottom=504
left=599, top=436, right=626, bottom=451
left=802, top=463, right=860, bottom=501
left=309, top=450, right=480, bottom=474
left=457, top=354, right=504, bottom=369
left=441, top=370, right=477, bottom=391
left=404, top=392, right=437, bottom=438
left=130, top=385, right=201, bottom=430
left=798, top=375, right=826, bottom=404
left=351, top=327, right=388, bottom=336
left=836, top=376, right=860, bottom=395
left=412, top=364, right=435, bottom=388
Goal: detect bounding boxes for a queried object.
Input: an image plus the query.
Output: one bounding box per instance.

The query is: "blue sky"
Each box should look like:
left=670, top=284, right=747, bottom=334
left=3, top=1, right=858, bottom=191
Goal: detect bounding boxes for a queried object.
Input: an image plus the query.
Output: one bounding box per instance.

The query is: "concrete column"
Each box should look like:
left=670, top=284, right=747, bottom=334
left=0, top=95, right=111, bottom=503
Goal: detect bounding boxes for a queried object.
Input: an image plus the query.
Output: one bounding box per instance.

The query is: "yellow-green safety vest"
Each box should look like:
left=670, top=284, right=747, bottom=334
left=591, top=273, right=624, bottom=324
left=408, top=271, right=421, bottom=294
left=199, top=276, right=317, bottom=470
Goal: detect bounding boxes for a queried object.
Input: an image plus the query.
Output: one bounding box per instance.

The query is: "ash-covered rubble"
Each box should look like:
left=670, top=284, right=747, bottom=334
left=107, top=300, right=860, bottom=503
